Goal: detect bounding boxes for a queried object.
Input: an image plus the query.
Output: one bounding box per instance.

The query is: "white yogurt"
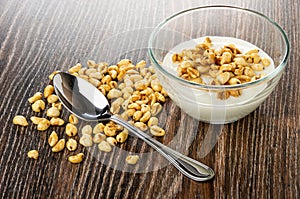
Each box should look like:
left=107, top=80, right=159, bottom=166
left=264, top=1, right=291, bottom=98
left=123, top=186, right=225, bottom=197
left=160, top=36, right=275, bottom=123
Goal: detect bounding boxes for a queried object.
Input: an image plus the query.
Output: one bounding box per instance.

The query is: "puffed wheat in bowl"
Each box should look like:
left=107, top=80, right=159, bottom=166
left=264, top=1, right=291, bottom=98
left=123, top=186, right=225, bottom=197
left=148, top=5, right=290, bottom=124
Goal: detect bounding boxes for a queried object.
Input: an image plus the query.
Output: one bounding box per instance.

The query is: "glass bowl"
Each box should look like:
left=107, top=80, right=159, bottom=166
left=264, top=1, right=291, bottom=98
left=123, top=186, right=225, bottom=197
left=148, top=5, right=290, bottom=124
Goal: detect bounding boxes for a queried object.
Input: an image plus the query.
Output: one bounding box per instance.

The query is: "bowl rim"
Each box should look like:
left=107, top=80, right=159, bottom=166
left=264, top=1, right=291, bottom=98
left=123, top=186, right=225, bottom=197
left=148, top=5, right=290, bottom=90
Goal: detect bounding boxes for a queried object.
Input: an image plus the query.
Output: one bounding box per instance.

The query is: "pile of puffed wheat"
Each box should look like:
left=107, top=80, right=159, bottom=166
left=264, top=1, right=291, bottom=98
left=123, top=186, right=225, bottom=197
left=13, top=59, right=168, bottom=165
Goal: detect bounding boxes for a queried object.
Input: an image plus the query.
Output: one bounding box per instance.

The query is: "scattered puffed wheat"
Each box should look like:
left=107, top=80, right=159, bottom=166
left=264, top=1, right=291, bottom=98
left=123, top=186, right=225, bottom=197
left=48, top=131, right=59, bottom=147
left=68, top=153, right=84, bottom=164
left=98, top=140, right=112, bottom=152
left=66, top=138, right=78, bottom=151
left=44, top=85, right=54, bottom=98
left=79, top=134, right=93, bottom=147
left=65, top=123, right=78, bottom=137
left=52, top=139, right=65, bottom=152
left=27, top=150, right=39, bottom=160
left=68, top=114, right=79, bottom=125
left=32, top=100, right=46, bottom=112
left=125, top=155, right=139, bottom=165
left=37, top=118, right=50, bottom=131
left=28, top=92, right=43, bottom=104
left=13, top=115, right=28, bottom=126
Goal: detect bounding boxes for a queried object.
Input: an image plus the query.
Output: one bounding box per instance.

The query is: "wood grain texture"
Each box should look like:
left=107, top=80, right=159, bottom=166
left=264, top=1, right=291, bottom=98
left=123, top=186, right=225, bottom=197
left=0, top=0, right=299, bottom=198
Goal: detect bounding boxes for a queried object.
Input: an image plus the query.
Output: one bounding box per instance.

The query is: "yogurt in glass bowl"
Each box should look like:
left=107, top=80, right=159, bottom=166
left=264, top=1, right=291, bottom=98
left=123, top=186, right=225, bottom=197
left=148, top=5, right=290, bottom=124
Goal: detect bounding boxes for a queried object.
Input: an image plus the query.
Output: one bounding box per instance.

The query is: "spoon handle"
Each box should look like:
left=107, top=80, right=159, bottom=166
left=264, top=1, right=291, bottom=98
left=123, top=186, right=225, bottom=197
left=110, top=115, right=214, bottom=181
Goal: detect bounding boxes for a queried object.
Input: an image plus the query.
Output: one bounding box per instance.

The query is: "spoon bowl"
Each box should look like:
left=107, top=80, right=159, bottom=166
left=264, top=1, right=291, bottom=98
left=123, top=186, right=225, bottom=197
left=53, top=72, right=214, bottom=181
left=53, top=72, right=111, bottom=121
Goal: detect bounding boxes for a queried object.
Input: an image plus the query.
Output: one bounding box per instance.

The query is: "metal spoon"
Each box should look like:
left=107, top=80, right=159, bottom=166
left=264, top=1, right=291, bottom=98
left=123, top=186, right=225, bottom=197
left=53, top=72, right=214, bottom=181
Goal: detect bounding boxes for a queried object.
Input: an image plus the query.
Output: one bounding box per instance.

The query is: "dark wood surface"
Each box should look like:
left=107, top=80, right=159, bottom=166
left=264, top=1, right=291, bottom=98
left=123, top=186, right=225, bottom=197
left=0, top=0, right=299, bottom=198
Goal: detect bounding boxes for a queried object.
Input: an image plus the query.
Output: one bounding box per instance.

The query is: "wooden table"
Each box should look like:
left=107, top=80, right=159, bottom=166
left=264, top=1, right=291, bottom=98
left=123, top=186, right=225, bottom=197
left=0, top=0, right=299, bottom=198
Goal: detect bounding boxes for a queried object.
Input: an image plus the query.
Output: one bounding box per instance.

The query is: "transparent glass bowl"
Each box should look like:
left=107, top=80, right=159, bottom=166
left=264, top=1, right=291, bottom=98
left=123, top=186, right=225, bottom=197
left=148, top=5, right=290, bottom=124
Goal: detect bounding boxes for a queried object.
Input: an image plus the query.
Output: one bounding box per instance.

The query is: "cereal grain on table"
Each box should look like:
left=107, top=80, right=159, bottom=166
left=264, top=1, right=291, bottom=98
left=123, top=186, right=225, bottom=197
left=13, top=115, right=28, bottom=126
left=125, top=155, right=139, bottom=165
left=66, top=138, right=78, bottom=151
left=27, top=150, right=39, bottom=160
left=68, top=153, right=84, bottom=164
left=48, top=131, right=59, bottom=147
left=44, top=85, right=54, bottom=98
left=28, top=92, right=43, bottom=104
left=52, top=139, right=65, bottom=152
left=37, top=118, right=50, bottom=131
left=65, top=123, right=78, bottom=137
